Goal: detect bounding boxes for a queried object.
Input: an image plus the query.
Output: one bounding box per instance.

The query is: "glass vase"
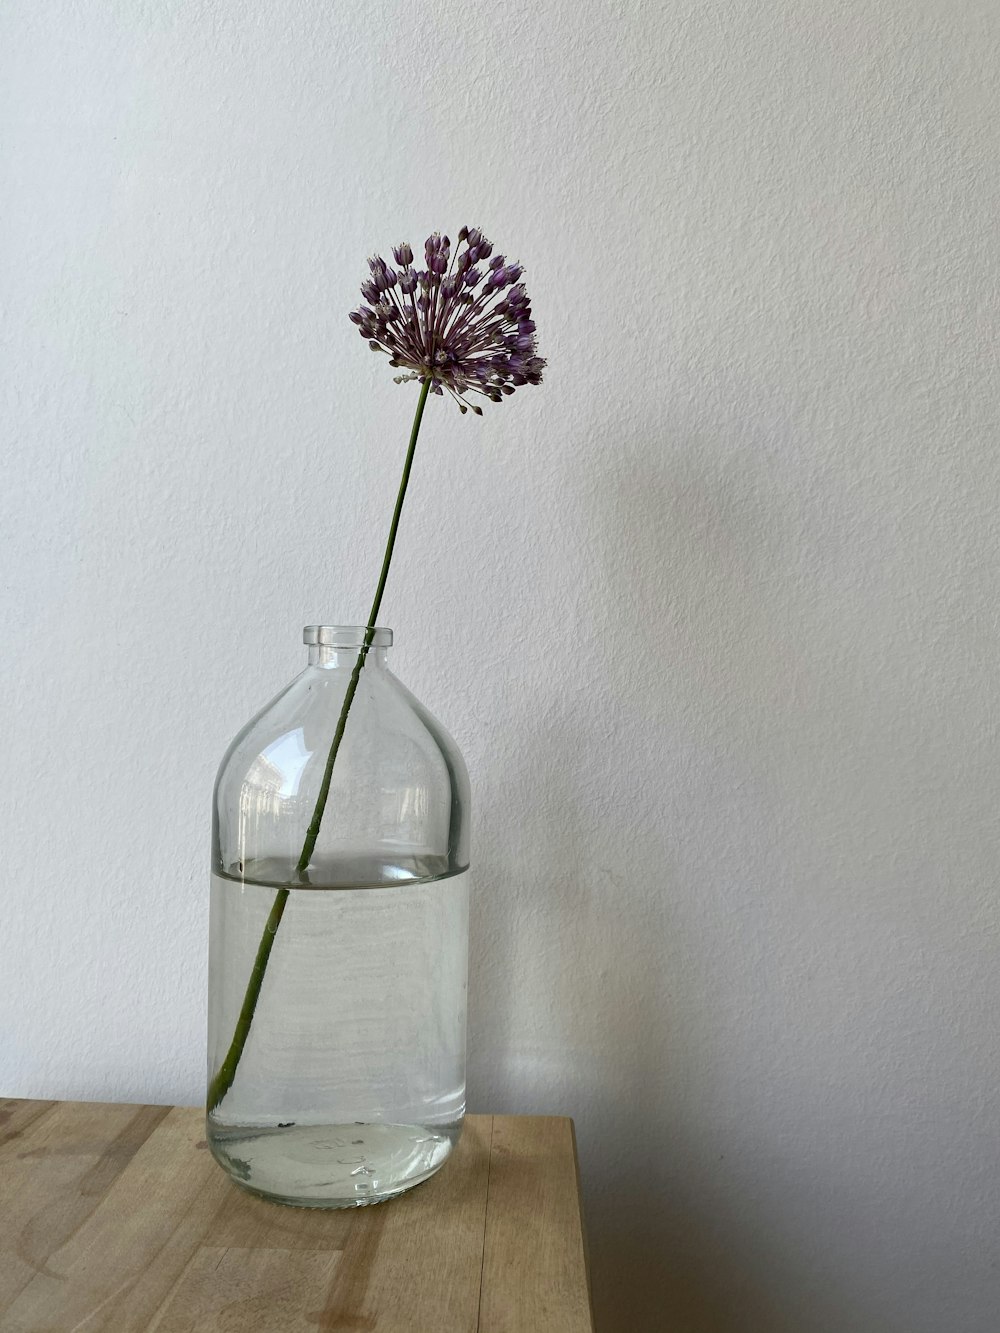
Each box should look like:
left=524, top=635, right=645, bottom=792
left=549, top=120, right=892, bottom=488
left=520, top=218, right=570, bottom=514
left=206, top=625, right=470, bottom=1208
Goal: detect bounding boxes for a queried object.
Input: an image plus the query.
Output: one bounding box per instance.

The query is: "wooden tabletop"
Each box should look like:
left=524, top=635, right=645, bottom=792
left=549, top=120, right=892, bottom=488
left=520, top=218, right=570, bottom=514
left=0, top=1098, right=593, bottom=1332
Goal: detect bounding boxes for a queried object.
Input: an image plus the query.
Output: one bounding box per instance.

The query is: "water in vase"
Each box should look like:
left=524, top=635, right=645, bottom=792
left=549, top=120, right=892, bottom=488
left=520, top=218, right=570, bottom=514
left=207, top=855, right=469, bottom=1208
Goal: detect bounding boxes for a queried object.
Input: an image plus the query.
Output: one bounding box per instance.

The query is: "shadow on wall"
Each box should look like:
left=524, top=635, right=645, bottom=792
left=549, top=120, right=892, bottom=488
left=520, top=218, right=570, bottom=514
left=495, top=733, right=742, bottom=1333
left=468, top=428, right=808, bottom=1333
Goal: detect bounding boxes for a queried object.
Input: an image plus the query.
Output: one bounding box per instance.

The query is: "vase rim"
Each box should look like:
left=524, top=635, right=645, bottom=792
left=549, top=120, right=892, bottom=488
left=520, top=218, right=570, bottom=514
left=303, top=625, right=393, bottom=648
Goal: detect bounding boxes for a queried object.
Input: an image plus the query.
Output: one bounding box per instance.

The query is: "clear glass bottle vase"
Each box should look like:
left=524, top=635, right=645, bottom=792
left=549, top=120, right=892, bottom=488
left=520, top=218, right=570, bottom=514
left=207, top=625, right=471, bottom=1208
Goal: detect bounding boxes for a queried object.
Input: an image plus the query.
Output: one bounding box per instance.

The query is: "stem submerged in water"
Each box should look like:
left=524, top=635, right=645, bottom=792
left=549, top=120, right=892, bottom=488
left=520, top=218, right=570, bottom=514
left=207, top=378, right=433, bottom=1113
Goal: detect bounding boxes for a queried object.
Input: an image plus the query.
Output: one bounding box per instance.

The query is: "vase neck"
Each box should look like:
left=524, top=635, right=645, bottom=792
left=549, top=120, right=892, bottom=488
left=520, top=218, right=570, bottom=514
left=303, top=624, right=392, bottom=670
left=309, top=644, right=389, bottom=669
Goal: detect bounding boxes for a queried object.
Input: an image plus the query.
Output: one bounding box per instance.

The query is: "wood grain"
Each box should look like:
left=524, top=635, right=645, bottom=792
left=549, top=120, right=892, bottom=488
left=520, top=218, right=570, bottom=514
left=479, top=1116, right=594, bottom=1333
left=0, top=1100, right=592, bottom=1331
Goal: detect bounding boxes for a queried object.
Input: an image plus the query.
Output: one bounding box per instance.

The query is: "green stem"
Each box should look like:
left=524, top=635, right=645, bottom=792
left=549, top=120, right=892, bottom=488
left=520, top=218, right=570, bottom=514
left=207, top=377, right=433, bottom=1114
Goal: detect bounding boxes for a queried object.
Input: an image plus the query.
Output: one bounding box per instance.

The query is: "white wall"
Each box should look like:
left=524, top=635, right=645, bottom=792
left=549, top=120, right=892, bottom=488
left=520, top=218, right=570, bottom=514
left=3, top=2, right=998, bottom=1329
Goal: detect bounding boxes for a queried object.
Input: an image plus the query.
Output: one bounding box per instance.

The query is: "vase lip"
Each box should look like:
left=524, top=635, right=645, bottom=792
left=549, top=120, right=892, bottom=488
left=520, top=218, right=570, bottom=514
left=303, top=625, right=393, bottom=648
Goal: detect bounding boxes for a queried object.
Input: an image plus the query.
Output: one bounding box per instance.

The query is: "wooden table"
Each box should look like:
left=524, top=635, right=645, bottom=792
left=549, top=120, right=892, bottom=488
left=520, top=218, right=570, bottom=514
left=0, top=1099, right=594, bottom=1331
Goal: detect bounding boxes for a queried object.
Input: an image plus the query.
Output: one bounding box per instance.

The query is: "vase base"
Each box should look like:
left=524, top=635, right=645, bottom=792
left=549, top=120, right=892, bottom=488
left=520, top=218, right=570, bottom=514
left=207, top=1119, right=460, bottom=1209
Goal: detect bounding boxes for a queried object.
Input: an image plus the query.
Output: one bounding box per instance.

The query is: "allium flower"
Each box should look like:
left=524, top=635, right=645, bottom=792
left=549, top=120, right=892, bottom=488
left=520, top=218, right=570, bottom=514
left=349, top=226, right=545, bottom=414
left=209, top=228, right=547, bottom=1116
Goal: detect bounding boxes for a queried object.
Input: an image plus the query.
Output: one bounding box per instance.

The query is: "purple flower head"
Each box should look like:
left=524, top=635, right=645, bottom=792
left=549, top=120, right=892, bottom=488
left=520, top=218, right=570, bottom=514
left=349, top=227, right=545, bottom=412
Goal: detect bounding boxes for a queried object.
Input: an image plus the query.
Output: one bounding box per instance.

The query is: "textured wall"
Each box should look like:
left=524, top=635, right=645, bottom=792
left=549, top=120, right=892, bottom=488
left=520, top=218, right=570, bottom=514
left=3, top=2, right=998, bottom=1329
